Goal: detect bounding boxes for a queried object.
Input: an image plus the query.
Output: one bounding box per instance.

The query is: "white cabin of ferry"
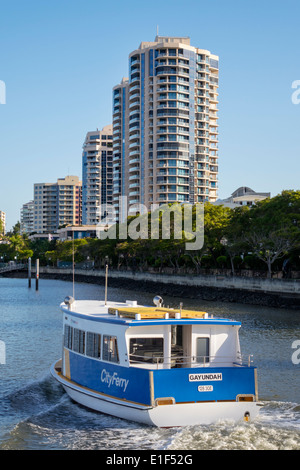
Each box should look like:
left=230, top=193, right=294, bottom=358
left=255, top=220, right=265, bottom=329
left=62, top=297, right=245, bottom=370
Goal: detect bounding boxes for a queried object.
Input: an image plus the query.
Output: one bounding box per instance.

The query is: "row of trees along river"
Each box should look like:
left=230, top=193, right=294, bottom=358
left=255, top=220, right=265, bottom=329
left=1, top=190, right=299, bottom=279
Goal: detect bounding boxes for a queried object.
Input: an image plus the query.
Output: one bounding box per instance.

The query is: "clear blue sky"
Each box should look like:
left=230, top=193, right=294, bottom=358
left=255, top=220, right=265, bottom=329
left=0, top=0, right=299, bottom=231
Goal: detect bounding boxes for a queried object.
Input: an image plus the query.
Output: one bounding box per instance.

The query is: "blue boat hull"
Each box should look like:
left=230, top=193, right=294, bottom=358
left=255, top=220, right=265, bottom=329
left=51, top=350, right=261, bottom=426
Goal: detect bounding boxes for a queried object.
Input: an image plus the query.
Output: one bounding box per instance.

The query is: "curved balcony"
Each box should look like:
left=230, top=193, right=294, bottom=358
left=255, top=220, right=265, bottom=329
left=130, top=76, right=140, bottom=85
left=129, top=84, right=140, bottom=94
left=130, top=56, right=140, bottom=66
left=129, top=99, right=140, bottom=110
left=129, top=190, right=140, bottom=197
left=129, top=157, right=140, bottom=165
left=128, top=147, right=140, bottom=157
left=129, top=116, right=140, bottom=126
left=129, top=140, right=140, bottom=149
left=129, top=91, right=140, bottom=101
left=129, top=131, right=140, bottom=141
left=129, top=173, right=140, bottom=181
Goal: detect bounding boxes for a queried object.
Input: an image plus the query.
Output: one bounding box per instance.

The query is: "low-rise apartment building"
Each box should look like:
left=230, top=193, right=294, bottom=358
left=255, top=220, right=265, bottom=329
left=33, top=175, right=82, bottom=234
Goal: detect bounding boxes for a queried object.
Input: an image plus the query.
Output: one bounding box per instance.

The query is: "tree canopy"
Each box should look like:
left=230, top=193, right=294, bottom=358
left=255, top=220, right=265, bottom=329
left=1, top=191, right=299, bottom=277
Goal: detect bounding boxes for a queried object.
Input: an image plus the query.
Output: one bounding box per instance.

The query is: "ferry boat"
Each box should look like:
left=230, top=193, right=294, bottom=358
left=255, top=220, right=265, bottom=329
left=50, top=295, right=261, bottom=427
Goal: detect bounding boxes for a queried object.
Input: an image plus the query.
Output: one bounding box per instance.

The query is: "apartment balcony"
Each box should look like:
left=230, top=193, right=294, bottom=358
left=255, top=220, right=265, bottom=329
left=157, top=108, right=189, bottom=118
left=129, top=157, right=140, bottom=165
left=129, top=131, right=140, bottom=141
left=129, top=198, right=140, bottom=205
left=130, top=63, right=140, bottom=72
left=129, top=84, right=140, bottom=93
left=113, top=115, right=121, bottom=124
left=129, top=91, right=140, bottom=101
left=129, top=182, right=140, bottom=189
left=128, top=166, right=140, bottom=173
left=209, top=96, right=219, bottom=105
left=129, top=174, right=140, bottom=181
left=85, top=143, right=100, bottom=151
left=129, top=140, right=140, bottom=149
left=87, top=168, right=100, bottom=173
left=129, top=123, right=140, bottom=132
left=130, top=76, right=140, bottom=85
left=130, top=57, right=140, bottom=66
left=129, top=117, right=140, bottom=126
left=113, top=104, right=121, bottom=114
left=129, top=99, right=140, bottom=109
left=128, top=148, right=139, bottom=158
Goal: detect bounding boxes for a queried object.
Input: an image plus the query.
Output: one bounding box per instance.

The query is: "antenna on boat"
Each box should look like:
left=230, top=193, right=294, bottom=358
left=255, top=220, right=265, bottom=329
left=105, top=263, right=108, bottom=305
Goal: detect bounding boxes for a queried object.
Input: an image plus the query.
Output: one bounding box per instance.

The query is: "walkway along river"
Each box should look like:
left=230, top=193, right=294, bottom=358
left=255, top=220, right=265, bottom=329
left=9, top=265, right=300, bottom=309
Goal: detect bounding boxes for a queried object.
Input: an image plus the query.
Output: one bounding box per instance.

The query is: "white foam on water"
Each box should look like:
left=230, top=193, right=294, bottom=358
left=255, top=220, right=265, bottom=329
left=165, top=401, right=300, bottom=450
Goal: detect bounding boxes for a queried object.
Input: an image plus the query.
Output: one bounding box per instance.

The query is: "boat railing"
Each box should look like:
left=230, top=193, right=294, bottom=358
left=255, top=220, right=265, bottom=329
left=129, top=353, right=254, bottom=369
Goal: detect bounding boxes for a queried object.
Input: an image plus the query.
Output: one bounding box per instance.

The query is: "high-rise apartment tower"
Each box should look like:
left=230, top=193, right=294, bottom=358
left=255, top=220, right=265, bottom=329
left=82, top=125, right=113, bottom=225
left=112, top=36, right=219, bottom=222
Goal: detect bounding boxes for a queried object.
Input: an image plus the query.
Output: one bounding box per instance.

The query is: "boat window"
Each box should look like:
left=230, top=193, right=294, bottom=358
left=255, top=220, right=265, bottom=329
left=129, top=338, right=164, bottom=364
left=64, top=325, right=73, bottom=350
left=73, top=329, right=86, bottom=355
left=103, top=335, right=119, bottom=363
left=196, top=337, right=210, bottom=363
left=86, top=332, right=101, bottom=359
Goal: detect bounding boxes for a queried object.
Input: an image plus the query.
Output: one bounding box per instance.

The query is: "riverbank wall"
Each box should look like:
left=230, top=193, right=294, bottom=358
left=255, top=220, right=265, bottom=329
left=3, top=266, right=299, bottom=309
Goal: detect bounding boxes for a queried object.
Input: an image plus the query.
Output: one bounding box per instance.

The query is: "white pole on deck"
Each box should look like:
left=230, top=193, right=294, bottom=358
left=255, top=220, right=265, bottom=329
left=72, top=231, right=75, bottom=300
left=105, top=264, right=108, bottom=305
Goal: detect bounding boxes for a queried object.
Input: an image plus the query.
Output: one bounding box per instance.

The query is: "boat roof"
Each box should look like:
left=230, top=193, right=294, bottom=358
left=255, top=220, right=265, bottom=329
left=60, top=300, right=241, bottom=326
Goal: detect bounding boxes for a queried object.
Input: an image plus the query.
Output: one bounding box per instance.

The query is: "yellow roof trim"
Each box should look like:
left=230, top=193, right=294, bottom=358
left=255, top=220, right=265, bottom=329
left=108, top=306, right=206, bottom=319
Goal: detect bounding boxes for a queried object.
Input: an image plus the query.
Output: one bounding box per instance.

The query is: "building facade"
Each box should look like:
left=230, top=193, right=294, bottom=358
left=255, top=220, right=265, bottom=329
left=0, top=210, right=6, bottom=235
left=82, top=125, right=113, bottom=225
left=33, top=175, right=82, bottom=234
left=112, top=36, right=219, bottom=221
left=214, top=187, right=271, bottom=208
left=20, top=200, right=34, bottom=234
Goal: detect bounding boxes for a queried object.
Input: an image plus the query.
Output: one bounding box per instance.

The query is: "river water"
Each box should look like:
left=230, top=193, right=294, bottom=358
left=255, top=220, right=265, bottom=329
left=0, top=277, right=299, bottom=450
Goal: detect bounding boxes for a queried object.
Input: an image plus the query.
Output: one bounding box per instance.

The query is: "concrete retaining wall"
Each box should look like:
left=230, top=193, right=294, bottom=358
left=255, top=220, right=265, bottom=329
left=40, top=267, right=300, bottom=296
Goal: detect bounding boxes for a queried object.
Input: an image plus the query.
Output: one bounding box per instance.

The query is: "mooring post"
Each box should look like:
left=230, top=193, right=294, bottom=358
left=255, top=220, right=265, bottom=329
left=28, top=257, right=31, bottom=288
left=36, top=258, right=39, bottom=291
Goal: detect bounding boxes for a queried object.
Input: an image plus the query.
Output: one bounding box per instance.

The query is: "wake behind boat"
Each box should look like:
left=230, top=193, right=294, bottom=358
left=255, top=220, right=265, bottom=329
left=50, top=293, right=262, bottom=427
